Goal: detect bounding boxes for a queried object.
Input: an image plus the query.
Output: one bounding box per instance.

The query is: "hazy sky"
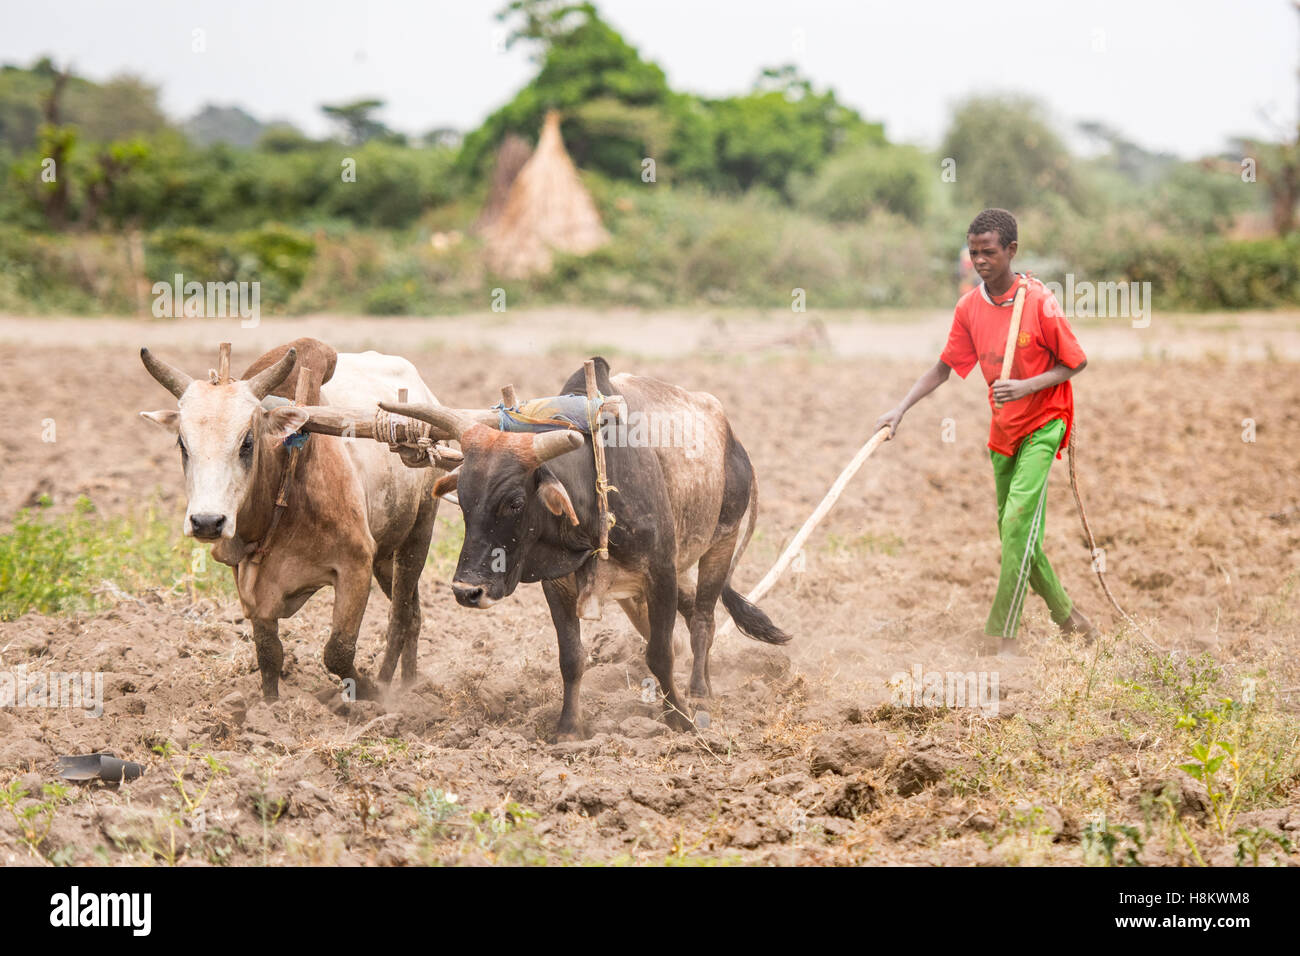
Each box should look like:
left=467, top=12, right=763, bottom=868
left=2, top=0, right=1294, bottom=157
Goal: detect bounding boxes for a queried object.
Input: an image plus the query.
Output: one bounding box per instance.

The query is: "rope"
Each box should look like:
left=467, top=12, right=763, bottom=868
left=373, top=406, right=421, bottom=446
left=584, top=390, right=617, bottom=557
left=374, top=406, right=442, bottom=466
left=1066, top=425, right=1146, bottom=638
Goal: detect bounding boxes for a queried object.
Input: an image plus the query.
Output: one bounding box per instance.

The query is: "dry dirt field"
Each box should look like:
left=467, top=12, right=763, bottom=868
left=1, top=312, right=1298, bottom=866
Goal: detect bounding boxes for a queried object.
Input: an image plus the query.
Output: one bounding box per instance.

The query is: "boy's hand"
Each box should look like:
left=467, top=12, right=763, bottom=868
left=874, top=408, right=903, bottom=437
left=992, top=378, right=1032, bottom=404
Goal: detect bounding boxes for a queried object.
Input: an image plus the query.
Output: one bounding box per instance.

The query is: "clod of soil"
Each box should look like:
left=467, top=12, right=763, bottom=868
left=891, top=746, right=963, bottom=797
left=809, top=728, right=890, bottom=776
left=826, top=779, right=880, bottom=819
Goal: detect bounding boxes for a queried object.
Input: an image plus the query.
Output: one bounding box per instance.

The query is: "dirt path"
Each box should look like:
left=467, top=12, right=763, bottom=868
left=3, top=307, right=1299, bottom=361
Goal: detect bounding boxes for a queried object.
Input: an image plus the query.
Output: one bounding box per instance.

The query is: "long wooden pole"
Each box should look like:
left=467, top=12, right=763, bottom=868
left=716, top=424, right=893, bottom=638
left=994, top=276, right=1029, bottom=409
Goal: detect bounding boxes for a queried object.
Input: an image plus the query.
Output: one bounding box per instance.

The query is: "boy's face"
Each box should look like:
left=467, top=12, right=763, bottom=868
left=967, top=231, right=1017, bottom=283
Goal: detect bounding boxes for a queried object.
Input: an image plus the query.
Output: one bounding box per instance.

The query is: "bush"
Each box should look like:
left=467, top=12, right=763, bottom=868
left=145, top=223, right=316, bottom=310
left=1052, top=232, right=1300, bottom=312
left=795, top=142, right=931, bottom=223
left=0, top=226, right=135, bottom=313
left=2, top=191, right=1297, bottom=316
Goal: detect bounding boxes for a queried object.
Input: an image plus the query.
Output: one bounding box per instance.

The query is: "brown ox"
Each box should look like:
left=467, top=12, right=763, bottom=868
left=139, top=339, right=443, bottom=700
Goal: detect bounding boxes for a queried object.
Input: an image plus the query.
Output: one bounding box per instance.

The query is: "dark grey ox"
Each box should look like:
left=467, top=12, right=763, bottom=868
left=380, top=358, right=790, bottom=738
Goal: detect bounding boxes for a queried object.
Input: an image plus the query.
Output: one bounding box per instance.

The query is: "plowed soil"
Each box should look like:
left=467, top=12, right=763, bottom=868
left=1, top=313, right=1297, bottom=866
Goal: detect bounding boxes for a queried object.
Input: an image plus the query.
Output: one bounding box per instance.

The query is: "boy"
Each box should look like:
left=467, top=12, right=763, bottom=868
left=875, top=208, right=1097, bottom=654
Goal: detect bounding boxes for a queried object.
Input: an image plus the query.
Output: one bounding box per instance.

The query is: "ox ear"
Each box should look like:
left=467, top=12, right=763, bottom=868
left=140, top=410, right=180, bottom=432
left=265, top=405, right=310, bottom=441
left=432, top=471, right=458, bottom=499
left=538, top=476, right=579, bottom=526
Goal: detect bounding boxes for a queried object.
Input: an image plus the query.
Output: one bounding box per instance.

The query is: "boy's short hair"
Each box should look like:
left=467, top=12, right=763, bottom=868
left=967, top=208, right=1018, bottom=248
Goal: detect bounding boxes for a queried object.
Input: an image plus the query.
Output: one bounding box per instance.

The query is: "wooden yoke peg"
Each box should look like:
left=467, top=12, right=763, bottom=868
left=583, top=359, right=624, bottom=560
left=294, top=365, right=317, bottom=406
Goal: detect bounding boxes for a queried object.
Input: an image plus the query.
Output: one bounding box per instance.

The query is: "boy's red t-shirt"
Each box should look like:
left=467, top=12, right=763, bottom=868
left=939, top=274, right=1087, bottom=458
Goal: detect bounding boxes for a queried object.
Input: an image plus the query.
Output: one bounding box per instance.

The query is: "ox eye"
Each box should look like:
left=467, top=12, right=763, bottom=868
left=507, top=496, right=525, bottom=515
left=239, top=432, right=254, bottom=459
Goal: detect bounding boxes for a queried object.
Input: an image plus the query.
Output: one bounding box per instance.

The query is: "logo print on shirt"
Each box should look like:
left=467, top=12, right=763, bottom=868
left=1017, top=331, right=1032, bottom=348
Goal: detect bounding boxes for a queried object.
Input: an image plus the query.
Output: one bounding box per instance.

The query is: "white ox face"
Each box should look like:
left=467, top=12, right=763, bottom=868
left=141, top=382, right=308, bottom=541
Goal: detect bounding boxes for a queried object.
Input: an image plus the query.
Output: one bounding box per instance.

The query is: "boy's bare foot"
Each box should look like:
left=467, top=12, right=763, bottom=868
left=997, top=637, right=1028, bottom=658
left=1060, top=607, right=1100, bottom=643
left=972, top=629, right=999, bottom=656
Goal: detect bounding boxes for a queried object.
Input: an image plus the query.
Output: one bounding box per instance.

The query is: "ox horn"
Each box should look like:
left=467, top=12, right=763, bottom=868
left=532, top=429, right=585, bottom=462
left=379, top=402, right=499, bottom=440
left=245, top=347, right=297, bottom=400
left=140, top=348, right=194, bottom=399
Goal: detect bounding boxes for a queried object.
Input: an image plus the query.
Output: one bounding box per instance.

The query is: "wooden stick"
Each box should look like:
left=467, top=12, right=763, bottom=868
left=716, top=425, right=893, bottom=638
left=584, top=360, right=613, bottom=560
left=994, top=277, right=1029, bottom=408
left=298, top=405, right=385, bottom=439
left=298, top=405, right=463, bottom=448
left=297, top=406, right=371, bottom=437
left=218, top=342, right=231, bottom=383
left=501, top=384, right=518, bottom=408
left=293, top=365, right=315, bottom=406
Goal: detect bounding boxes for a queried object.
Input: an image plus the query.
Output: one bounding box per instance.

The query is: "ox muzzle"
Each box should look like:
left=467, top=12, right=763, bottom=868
left=188, top=513, right=228, bottom=540
left=452, top=579, right=498, bottom=609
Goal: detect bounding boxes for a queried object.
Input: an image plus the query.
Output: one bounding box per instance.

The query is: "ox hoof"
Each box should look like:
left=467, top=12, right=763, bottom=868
left=688, top=681, right=712, bottom=699
left=554, top=719, right=585, bottom=742
left=664, top=709, right=694, bottom=733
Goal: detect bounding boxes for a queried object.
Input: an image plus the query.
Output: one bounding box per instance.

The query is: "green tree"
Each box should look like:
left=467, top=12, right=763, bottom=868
left=796, top=141, right=930, bottom=222
left=459, top=1, right=675, bottom=180
left=1241, top=139, right=1299, bottom=236
left=940, top=96, right=1082, bottom=213
left=257, top=124, right=318, bottom=153
left=321, top=99, right=393, bottom=145
left=0, top=61, right=164, bottom=153
left=65, top=74, right=166, bottom=143
left=461, top=5, right=881, bottom=195
left=1149, top=158, right=1256, bottom=234
left=704, top=65, right=882, bottom=197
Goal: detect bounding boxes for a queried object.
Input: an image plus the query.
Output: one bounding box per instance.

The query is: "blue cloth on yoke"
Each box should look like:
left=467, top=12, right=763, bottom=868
left=494, top=394, right=601, bottom=434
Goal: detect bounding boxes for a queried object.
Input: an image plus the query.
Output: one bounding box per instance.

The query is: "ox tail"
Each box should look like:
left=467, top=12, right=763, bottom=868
left=721, top=472, right=791, bottom=644
left=721, top=586, right=791, bottom=645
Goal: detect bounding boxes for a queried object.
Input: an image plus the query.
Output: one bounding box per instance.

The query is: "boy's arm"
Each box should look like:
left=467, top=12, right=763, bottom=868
left=874, top=360, right=953, bottom=437
left=991, top=358, right=1086, bottom=404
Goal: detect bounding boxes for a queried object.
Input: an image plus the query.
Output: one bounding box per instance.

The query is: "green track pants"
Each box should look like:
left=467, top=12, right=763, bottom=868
left=985, top=418, right=1074, bottom=639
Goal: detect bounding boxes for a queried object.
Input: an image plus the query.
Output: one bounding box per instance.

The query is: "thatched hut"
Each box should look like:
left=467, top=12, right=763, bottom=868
left=474, top=133, right=533, bottom=234
left=483, top=111, right=610, bottom=278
